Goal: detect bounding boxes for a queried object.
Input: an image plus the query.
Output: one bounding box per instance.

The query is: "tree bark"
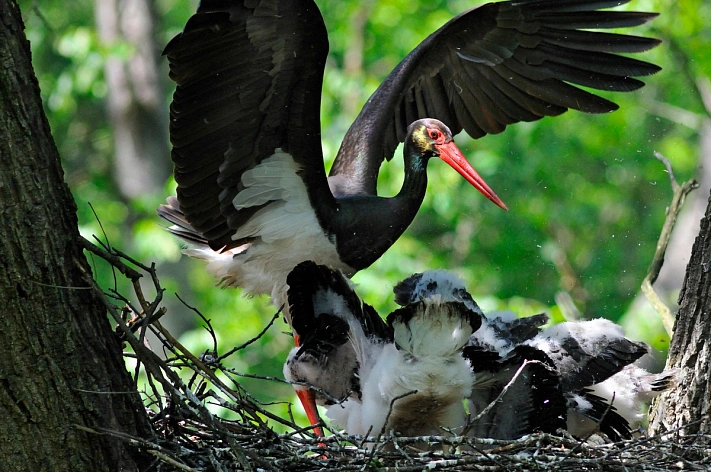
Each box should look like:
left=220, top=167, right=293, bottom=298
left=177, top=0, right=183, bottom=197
left=0, top=1, right=153, bottom=470
left=649, top=189, right=711, bottom=436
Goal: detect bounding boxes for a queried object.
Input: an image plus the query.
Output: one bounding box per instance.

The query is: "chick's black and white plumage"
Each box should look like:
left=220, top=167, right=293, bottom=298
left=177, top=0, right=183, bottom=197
left=397, top=271, right=676, bottom=441
left=525, top=319, right=648, bottom=392
left=285, top=263, right=480, bottom=438
left=524, top=318, right=676, bottom=440
left=348, top=295, right=480, bottom=437
left=285, top=265, right=674, bottom=442
left=582, top=364, right=677, bottom=434
left=397, top=271, right=567, bottom=439
left=395, top=270, right=548, bottom=355
left=283, top=261, right=391, bottom=431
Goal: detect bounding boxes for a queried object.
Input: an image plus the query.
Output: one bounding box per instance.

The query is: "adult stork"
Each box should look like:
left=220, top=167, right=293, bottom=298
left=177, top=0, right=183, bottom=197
left=158, top=0, right=660, bottom=317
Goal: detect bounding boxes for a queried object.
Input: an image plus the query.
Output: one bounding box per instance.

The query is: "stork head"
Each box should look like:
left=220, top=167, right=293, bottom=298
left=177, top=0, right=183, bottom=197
left=406, top=119, right=507, bottom=211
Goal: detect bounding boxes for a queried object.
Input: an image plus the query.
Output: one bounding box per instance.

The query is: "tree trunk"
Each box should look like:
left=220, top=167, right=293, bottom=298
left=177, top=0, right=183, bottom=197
left=0, top=1, right=153, bottom=470
left=649, top=189, right=711, bottom=436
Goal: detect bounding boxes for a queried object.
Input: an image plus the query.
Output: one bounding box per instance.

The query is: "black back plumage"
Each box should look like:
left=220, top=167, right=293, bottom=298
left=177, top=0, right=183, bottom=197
left=465, top=344, right=567, bottom=439
left=162, top=0, right=660, bottom=254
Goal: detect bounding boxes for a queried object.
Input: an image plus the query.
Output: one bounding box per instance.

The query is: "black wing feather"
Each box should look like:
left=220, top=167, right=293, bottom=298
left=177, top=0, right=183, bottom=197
left=287, top=261, right=391, bottom=342
left=332, top=0, right=659, bottom=194
left=163, top=0, right=332, bottom=251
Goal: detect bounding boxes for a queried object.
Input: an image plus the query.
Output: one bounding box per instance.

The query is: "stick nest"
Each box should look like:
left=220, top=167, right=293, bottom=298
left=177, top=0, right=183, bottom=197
left=80, top=237, right=711, bottom=471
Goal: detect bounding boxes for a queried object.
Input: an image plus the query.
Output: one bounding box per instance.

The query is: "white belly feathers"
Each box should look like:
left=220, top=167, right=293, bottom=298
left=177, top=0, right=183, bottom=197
left=182, top=150, right=352, bottom=311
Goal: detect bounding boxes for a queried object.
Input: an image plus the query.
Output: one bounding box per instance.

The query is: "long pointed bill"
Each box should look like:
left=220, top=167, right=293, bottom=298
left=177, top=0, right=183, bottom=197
left=295, top=387, right=324, bottom=438
left=292, top=333, right=325, bottom=438
left=437, top=141, right=508, bottom=211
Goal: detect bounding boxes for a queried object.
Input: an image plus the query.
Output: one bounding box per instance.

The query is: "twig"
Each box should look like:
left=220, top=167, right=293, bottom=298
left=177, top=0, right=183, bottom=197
left=79, top=235, right=142, bottom=280
left=147, top=450, right=199, bottom=472
left=220, top=367, right=344, bottom=406
left=380, top=390, right=418, bottom=437
left=641, top=152, right=699, bottom=336
left=73, top=244, right=256, bottom=471
left=175, top=293, right=219, bottom=354
left=74, top=233, right=711, bottom=471
left=218, top=308, right=282, bottom=361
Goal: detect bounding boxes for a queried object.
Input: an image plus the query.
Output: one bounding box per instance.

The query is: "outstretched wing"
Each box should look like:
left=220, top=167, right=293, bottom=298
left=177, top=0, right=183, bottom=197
left=333, top=0, right=660, bottom=193
left=165, top=0, right=333, bottom=251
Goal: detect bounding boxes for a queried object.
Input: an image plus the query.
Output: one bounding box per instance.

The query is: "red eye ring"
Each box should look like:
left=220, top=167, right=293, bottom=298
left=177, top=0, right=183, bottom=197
left=428, top=129, right=441, bottom=141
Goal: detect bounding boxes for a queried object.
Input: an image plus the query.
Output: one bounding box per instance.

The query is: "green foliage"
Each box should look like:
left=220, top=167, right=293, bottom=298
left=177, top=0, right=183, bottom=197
left=21, top=0, right=707, bottom=428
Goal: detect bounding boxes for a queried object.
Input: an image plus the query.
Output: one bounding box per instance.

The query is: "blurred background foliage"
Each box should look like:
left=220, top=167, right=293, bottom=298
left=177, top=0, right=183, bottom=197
left=19, top=0, right=709, bottom=429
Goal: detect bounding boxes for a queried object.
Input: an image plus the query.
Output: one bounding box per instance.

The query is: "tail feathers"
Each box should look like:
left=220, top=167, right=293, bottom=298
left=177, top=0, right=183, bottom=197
left=157, top=196, right=210, bottom=246
left=627, top=365, right=679, bottom=395
left=610, top=365, right=679, bottom=404
left=646, top=368, right=679, bottom=393
left=566, top=389, right=633, bottom=441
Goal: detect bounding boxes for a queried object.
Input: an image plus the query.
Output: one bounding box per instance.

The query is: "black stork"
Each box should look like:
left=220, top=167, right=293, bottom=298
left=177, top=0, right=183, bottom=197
left=394, top=272, right=676, bottom=441
left=285, top=262, right=480, bottom=441
left=157, top=0, right=660, bottom=317
left=523, top=318, right=678, bottom=439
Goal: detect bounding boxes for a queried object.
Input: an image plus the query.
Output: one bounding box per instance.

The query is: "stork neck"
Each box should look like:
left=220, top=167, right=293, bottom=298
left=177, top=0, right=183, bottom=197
left=396, top=147, right=429, bottom=204
left=332, top=148, right=430, bottom=271
left=381, top=147, right=429, bottom=245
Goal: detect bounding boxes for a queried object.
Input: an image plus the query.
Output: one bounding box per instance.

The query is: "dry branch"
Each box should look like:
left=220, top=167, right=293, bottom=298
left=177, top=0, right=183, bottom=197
left=641, top=152, right=699, bottom=336
left=75, top=234, right=711, bottom=471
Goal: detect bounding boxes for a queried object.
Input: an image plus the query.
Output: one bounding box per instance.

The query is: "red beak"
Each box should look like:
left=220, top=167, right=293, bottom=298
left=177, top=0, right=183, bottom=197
left=292, top=333, right=324, bottom=438
left=437, top=141, right=508, bottom=211
left=295, top=387, right=324, bottom=437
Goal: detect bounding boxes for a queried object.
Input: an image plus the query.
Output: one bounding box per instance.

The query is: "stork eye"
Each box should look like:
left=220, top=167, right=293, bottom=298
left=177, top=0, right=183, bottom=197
left=428, top=129, right=442, bottom=141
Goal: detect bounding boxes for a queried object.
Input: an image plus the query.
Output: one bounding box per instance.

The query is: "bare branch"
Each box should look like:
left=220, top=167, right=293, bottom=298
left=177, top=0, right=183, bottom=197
left=642, top=152, right=699, bottom=336
left=74, top=235, right=711, bottom=471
